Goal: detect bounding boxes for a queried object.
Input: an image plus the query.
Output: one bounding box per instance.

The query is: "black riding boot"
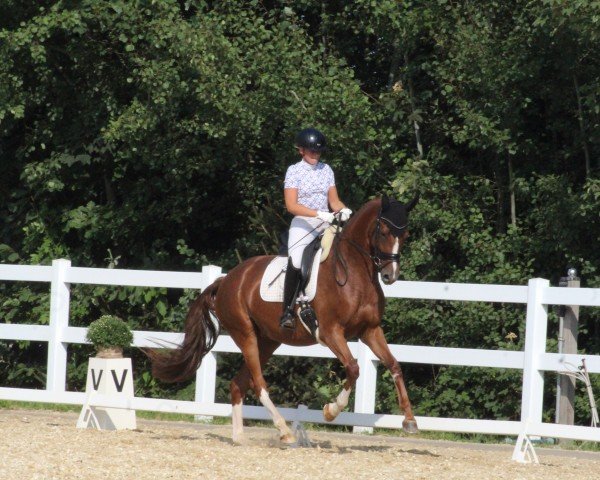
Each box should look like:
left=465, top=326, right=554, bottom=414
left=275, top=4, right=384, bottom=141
left=280, top=259, right=302, bottom=329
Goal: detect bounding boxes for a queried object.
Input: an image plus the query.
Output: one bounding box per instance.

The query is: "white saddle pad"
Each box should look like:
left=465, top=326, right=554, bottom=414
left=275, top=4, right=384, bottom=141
left=260, top=250, right=322, bottom=303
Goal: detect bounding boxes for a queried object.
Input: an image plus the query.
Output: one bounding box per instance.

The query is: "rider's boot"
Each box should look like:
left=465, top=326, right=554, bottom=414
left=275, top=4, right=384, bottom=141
left=280, top=259, right=302, bottom=330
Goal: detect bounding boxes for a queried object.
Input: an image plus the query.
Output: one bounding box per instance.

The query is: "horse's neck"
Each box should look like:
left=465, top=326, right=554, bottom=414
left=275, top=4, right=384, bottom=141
left=337, top=201, right=378, bottom=278
left=342, top=201, right=378, bottom=251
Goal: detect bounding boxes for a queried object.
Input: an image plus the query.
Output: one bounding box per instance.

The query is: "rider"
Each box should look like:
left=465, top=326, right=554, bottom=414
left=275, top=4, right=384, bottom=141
left=280, top=128, right=352, bottom=329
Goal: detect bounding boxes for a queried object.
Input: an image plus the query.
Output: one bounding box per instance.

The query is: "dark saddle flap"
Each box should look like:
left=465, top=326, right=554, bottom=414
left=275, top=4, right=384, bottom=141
left=299, top=235, right=322, bottom=292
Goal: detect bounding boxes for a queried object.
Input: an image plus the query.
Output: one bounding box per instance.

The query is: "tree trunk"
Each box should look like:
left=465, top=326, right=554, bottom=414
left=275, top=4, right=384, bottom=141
left=103, top=172, right=116, bottom=205
left=321, top=1, right=328, bottom=67
left=404, top=52, right=424, bottom=159
left=508, top=154, right=516, bottom=227
left=573, top=75, right=591, bottom=178
left=493, top=154, right=506, bottom=234
left=386, top=40, right=402, bottom=90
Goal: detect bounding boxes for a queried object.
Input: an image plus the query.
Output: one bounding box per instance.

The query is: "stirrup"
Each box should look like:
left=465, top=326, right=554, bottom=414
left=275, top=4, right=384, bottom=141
left=280, top=311, right=296, bottom=330
left=299, top=303, right=319, bottom=338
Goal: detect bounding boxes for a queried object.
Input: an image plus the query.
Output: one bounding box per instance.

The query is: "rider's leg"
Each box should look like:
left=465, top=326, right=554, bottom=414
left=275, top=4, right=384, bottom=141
left=280, top=217, right=320, bottom=329
left=280, top=258, right=301, bottom=329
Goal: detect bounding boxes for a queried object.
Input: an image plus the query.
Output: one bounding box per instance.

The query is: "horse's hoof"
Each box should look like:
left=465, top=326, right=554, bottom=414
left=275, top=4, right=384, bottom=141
left=402, top=419, right=419, bottom=434
left=323, top=404, right=336, bottom=422
left=280, top=433, right=297, bottom=444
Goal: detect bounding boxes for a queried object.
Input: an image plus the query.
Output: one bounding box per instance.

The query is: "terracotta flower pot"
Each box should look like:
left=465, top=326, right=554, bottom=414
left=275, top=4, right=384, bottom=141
left=96, top=347, right=124, bottom=359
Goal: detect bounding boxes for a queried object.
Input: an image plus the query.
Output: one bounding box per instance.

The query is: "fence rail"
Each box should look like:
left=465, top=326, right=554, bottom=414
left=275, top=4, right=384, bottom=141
left=1, top=259, right=600, bottom=462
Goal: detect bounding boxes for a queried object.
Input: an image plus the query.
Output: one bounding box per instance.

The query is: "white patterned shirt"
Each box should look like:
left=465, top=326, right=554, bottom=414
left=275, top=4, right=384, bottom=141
left=284, top=160, right=335, bottom=211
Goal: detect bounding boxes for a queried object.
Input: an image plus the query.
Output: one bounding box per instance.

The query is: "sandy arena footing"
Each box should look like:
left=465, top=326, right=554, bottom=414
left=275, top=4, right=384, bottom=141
left=1, top=409, right=599, bottom=480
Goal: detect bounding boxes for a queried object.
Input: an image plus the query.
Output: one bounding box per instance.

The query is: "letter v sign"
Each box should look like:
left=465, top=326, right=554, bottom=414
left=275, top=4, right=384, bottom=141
left=91, top=369, right=103, bottom=390
left=111, top=369, right=128, bottom=393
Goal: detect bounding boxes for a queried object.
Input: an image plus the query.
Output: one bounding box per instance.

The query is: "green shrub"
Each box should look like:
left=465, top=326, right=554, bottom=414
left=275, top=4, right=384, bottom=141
left=85, top=315, right=133, bottom=350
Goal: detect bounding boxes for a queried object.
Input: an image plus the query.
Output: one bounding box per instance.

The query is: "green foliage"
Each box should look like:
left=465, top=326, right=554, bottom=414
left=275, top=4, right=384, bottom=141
left=0, top=0, right=599, bottom=425
left=85, top=314, right=133, bottom=350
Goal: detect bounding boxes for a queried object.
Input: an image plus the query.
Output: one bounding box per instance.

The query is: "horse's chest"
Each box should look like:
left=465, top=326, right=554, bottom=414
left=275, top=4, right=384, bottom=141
left=315, top=278, right=383, bottom=332
left=348, top=288, right=383, bottom=324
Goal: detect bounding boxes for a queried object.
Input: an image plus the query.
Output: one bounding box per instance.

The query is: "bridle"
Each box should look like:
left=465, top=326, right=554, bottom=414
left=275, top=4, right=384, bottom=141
left=332, top=210, right=407, bottom=285
left=371, top=215, right=405, bottom=270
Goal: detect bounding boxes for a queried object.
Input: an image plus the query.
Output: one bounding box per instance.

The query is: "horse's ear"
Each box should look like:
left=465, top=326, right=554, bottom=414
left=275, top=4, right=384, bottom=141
left=381, top=194, right=390, bottom=211
left=406, top=193, right=420, bottom=212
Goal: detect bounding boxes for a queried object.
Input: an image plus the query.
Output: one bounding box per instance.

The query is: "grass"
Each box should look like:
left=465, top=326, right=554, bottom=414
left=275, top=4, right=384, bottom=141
left=0, top=399, right=203, bottom=423
left=1, top=400, right=599, bottom=452
left=0, top=400, right=81, bottom=413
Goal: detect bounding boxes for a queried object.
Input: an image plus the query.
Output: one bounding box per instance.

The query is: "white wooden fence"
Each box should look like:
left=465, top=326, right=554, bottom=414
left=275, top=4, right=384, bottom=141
left=1, top=259, right=599, bottom=462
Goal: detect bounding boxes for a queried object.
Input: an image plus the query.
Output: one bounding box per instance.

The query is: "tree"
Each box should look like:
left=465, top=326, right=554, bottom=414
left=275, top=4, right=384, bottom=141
left=1, top=0, right=599, bottom=424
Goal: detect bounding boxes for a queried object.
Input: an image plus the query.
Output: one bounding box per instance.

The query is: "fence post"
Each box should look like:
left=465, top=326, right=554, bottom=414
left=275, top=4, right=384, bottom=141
left=556, top=268, right=580, bottom=434
left=47, top=259, right=71, bottom=393
left=353, top=340, right=377, bottom=434
left=520, top=278, right=550, bottom=429
left=195, top=352, right=217, bottom=421
left=194, top=265, right=223, bottom=421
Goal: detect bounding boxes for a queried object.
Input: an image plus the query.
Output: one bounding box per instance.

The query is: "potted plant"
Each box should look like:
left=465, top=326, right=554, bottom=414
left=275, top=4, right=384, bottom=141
left=86, top=314, right=133, bottom=358
left=79, top=314, right=137, bottom=430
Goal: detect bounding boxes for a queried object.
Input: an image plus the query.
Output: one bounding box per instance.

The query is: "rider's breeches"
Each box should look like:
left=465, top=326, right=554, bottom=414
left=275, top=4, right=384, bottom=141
left=287, top=216, right=326, bottom=269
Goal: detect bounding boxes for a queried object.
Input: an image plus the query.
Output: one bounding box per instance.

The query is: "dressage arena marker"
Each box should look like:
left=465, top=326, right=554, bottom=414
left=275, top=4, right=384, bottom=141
left=76, top=357, right=136, bottom=430
left=512, top=430, right=540, bottom=464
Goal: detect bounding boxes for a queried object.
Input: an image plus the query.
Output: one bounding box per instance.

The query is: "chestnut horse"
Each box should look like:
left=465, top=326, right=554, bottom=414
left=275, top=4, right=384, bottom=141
left=147, top=195, right=419, bottom=443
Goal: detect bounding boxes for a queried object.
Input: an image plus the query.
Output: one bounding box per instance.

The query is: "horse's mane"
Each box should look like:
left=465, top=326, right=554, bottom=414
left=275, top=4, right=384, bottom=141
left=341, top=197, right=380, bottom=235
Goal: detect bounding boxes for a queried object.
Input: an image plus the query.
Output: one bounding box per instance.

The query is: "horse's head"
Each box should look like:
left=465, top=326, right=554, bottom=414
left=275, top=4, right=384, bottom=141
left=374, top=194, right=419, bottom=284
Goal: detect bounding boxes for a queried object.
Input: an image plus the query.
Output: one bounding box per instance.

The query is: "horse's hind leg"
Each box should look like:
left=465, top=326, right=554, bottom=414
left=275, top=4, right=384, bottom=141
left=230, top=335, right=294, bottom=444
left=230, top=365, right=252, bottom=444
left=230, top=336, right=280, bottom=444
left=360, top=326, right=418, bottom=433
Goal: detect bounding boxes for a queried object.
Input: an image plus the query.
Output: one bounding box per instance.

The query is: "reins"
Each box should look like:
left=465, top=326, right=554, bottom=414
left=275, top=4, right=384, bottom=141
left=331, top=213, right=403, bottom=286
left=331, top=224, right=351, bottom=286
left=286, top=221, right=328, bottom=252
left=285, top=210, right=405, bottom=287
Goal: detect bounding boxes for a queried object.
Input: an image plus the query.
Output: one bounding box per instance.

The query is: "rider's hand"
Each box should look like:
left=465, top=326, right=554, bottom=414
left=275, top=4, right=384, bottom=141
left=316, top=210, right=335, bottom=224
left=338, top=207, right=352, bottom=222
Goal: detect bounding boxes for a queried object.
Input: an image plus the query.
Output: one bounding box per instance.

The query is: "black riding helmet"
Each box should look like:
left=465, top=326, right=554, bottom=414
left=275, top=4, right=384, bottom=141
left=295, top=128, right=327, bottom=153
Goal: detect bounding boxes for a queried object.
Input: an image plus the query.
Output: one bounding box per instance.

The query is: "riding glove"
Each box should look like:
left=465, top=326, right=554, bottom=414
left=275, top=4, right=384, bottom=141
left=316, top=210, right=335, bottom=224
left=338, top=207, right=353, bottom=222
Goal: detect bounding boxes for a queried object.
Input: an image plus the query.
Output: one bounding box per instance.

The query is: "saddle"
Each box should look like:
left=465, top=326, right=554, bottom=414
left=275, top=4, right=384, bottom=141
left=259, top=225, right=340, bottom=304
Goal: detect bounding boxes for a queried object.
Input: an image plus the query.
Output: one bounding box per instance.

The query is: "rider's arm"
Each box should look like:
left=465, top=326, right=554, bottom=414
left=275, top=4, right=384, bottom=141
left=284, top=188, right=320, bottom=217
left=327, top=186, right=346, bottom=213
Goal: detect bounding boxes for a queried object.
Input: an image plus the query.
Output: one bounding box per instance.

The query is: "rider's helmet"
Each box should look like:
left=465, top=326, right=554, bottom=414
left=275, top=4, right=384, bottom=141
left=294, top=128, right=327, bottom=153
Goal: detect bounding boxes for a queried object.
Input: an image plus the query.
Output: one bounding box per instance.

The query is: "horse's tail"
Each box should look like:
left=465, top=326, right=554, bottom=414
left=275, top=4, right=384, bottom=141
left=146, top=277, right=223, bottom=383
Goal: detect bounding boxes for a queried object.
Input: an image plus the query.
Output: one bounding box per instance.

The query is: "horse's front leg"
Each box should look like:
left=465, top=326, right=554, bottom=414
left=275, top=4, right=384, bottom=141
left=321, top=332, right=360, bottom=422
left=360, top=326, right=418, bottom=433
